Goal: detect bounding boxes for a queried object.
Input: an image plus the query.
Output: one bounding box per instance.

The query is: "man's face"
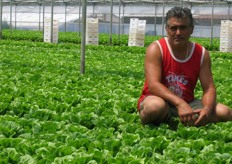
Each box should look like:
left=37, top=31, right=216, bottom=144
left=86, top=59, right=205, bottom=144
left=166, top=17, right=194, bottom=46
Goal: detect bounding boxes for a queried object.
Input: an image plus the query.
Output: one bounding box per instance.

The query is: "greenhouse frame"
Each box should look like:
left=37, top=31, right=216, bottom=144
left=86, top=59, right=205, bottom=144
left=1, top=0, right=232, bottom=73
left=1, top=0, right=232, bottom=38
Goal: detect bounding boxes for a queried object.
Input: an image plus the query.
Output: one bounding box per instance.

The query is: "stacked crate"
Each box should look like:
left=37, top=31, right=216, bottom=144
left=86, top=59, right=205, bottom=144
left=86, top=18, right=99, bottom=45
left=220, top=20, right=232, bottom=52
left=128, top=18, right=146, bottom=47
left=44, top=18, right=59, bottom=43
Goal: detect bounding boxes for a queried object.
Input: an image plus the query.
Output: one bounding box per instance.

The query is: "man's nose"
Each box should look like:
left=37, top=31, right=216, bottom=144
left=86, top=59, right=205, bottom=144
left=175, top=28, right=182, bottom=34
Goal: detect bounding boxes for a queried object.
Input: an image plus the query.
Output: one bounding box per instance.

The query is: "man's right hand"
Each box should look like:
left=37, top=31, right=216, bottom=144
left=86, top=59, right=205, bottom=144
left=176, top=103, right=197, bottom=126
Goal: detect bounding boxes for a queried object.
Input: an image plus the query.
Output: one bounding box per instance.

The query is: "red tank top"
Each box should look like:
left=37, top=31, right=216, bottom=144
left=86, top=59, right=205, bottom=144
left=138, top=37, right=205, bottom=110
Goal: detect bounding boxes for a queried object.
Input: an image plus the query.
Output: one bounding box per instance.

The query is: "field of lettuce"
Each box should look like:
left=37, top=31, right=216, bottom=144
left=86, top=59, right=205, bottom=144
left=0, top=30, right=232, bottom=163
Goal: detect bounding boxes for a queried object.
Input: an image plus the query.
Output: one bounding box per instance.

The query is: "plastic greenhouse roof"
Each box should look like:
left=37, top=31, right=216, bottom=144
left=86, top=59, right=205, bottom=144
left=1, top=0, right=232, bottom=5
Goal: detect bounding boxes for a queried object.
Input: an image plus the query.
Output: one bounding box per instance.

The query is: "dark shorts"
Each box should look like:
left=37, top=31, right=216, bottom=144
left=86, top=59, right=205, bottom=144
left=168, top=99, right=203, bottom=117
left=139, top=96, right=203, bottom=121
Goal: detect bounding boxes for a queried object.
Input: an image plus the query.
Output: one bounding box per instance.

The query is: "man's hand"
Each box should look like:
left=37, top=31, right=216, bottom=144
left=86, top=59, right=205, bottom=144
left=193, top=107, right=211, bottom=126
left=177, top=103, right=197, bottom=126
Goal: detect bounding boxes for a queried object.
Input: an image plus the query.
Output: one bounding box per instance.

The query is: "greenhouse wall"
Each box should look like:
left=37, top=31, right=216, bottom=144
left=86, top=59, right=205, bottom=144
left=1, top=2, right=231, bottom=38
left=8, top=21, right=221, bottom=38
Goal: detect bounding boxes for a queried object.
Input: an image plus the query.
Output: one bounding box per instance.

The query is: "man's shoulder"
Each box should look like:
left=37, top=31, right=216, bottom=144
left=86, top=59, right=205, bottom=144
left=150, top=37, right=166, bottom=46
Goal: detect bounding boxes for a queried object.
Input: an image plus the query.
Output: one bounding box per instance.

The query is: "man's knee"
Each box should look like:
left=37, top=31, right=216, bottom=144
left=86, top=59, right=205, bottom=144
left=214, top=103, right=232, bottom=122
left=139, top=96, right=169, bottom=125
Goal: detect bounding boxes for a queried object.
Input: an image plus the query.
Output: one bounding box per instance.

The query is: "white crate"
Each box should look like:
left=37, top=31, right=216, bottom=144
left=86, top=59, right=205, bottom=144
left=220, top=36, right=232, bottom=40
left=43, top=36, right=58, bottom=43
left=220, top=45, right=231, bottom=49
left=86, top=32, right=98, bottom=37
left=220, top=28, right=232, bottom=32
left=137, top=33, right=145, bottom=39
left=128, top=18, right=146, bottom=47
left=87, top=18, right=98, bottom=23
left=220, top=40, right=232, bottom=45
left=44, top=35, right=58, bottom=43
left=86, top=28, right=98, bottom=33
left=128, top=40, right=145, bottom=47
left=220, top=45, right=232, bottom=48
left=138, top=20, right=146, bottom=26
left=221, top=20, right=231, bottom=25
left=220, top=42, right=232, bottom=46
left=44, top=29, right=58, bottom=34
left=129, top=33, right=145, bottom=39
left=86, top=40, right=98, bottom=45
left=86, top=24, right=98, bottom=28
left=86, top=36, right=98, bottom=45
left=128, top=42, right=144, bottom=47
left=129, top=33, right=138, bottom=38
left=129, top=18, right=139, bottom=27
left=220, top=47, right=232, bottom=52
left=220, top=38, right=232, bottom=42
left=86, top=18, right=99, bottom=44
left=129, top=28, right=137, bottom=34
left=86, top=36, right=98, bottom=40
left=220, top=32, right=232, bottom=37
left=220, top=20, right=232, bottom=29
left=220, top=44, right=232, bottom=49
left=220, top=43, right=232, bottom=48
left=130, top=18, right=139, bottom=23
left=43, top=18, right=59, bottom=43
left=220, top=20, right=232, bottom=52
left=128, top=39, right=144, bottom=46
left=128, top=42, right=138, bottom=46
left=137, top=29, right=146, bottom=34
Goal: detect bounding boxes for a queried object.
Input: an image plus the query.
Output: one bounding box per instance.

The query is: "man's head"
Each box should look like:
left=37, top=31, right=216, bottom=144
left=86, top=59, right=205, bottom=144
left=165, top=7, right=194, bottom=46
left=165, top=6, right=194, bottom=28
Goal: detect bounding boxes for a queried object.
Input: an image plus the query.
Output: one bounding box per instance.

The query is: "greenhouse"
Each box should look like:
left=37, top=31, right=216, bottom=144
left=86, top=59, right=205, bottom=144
left=1, top=0, right=232, bottom=163
left=1, top=0, right=232, bottom=37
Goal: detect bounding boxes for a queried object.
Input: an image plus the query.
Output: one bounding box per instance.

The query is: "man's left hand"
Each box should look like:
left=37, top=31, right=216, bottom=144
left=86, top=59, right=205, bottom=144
left=193, top=108, right=210, bottom=126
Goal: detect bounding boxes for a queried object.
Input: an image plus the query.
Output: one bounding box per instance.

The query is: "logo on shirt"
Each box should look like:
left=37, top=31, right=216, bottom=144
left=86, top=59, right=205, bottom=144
left=165, top=72, right=188, bottom=98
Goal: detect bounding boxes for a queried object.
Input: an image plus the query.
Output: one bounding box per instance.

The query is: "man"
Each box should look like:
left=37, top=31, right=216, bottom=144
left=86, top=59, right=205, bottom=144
left=137, top=6, right=232, bottom=127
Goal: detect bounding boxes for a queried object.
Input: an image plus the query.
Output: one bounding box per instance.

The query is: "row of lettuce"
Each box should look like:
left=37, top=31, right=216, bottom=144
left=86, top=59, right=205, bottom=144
left=0, top=35, right=232, bottom=163
left=2, top=29, right=220, bottom=51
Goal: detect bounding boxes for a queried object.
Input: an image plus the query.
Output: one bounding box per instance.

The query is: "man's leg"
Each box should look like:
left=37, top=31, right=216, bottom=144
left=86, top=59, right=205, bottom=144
left=190, top=100, right=232, bottom=124
left=209, top=103, right=232, bottom=123
left=139, top=96, right=170, bottom=125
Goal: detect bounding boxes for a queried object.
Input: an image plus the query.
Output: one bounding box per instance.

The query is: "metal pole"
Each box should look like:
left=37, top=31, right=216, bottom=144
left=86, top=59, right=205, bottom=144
left=180, top=0, right=183, bottom=7
left=210, top=0, right=214, bottom=46
left=43, top=0, right=45, bottom=33
left=109, top=0, right=113, bottom=45
left=51, top=0, right=54, bottom=43
left=80, top=0, right=86, bottom=74
left=122, top=4, right=125, bottom=34
left=10, top=0, right=12, bottom=32
left=162, top=0, right=165, bottom=37
left=39, top=3, right=41, bottom=31
left=0, top=0, right=2, bottom=39
left=15, top=4, right=17, bottom=30
left=228, top=4, right=231, bottom=20
left=92, top=2, right=95, bottom=16
left=154, top=3, right=157, bottom=36
left=118, top=1, right=121, bottom=42
left=65, top=3, right=67, bottom=32
left=79, top=0, right=81, bottom=37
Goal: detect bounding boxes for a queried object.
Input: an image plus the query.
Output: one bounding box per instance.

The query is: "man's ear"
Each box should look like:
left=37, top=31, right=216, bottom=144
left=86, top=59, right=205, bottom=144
left=165, top=25, right=168, bottom=31
left=190, top=26, right=194, bottom=34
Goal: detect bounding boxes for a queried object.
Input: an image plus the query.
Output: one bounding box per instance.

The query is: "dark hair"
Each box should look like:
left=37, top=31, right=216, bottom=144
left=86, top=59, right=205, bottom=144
left=165, top=6, right=194, bottom=27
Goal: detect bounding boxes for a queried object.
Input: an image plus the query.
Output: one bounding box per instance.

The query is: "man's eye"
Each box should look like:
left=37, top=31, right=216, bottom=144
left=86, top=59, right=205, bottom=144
left=170, top=26, right=178, bottom=31
left=169, top=26, right=188, bottom=31
left=179, top=26, right=188, bottom=30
